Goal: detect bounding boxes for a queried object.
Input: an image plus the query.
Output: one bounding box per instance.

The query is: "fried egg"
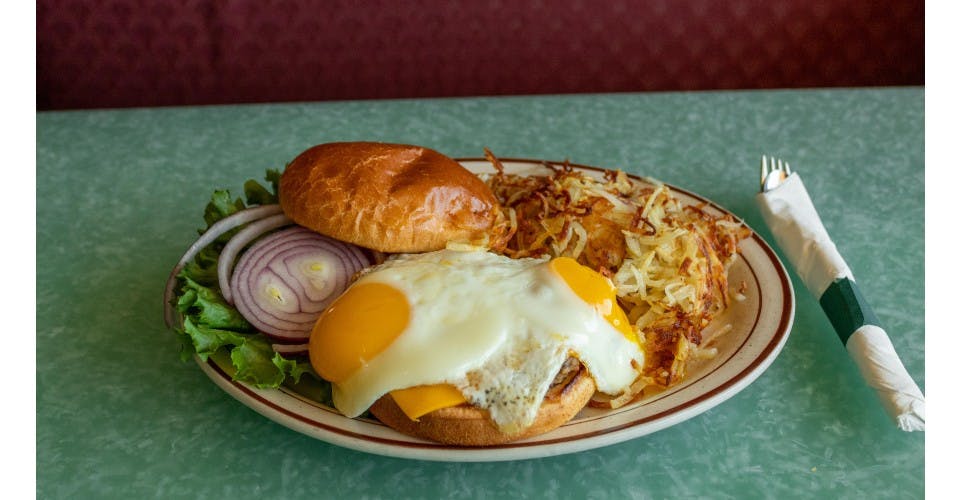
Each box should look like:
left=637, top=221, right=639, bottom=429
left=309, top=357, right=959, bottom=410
left=308, top=249, right=644, bottom=434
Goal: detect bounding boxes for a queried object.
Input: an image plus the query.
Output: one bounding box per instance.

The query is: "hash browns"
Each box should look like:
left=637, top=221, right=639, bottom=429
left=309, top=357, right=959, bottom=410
left=482, top=152, right=751, bottom=397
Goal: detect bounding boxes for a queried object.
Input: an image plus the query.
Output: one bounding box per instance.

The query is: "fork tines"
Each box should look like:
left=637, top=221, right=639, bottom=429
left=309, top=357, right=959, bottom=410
left=760, top=155, right=793, bottom=191
left=762, top=155, right=792, bottom=176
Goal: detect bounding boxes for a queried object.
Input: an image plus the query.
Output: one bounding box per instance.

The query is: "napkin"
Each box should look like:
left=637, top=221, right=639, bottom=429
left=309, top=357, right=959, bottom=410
left=756, top=174, right=925, bottom=432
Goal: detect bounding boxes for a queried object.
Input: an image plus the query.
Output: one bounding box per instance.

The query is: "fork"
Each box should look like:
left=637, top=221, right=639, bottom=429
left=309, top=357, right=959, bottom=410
left=760, top=155, right=792, bottom=192
left=754, top=155, right=925, bottom=431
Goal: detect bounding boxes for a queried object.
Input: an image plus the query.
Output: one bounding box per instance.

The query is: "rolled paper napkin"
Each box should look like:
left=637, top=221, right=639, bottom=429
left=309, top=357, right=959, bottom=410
left=756, top=174, right=925, bottom=431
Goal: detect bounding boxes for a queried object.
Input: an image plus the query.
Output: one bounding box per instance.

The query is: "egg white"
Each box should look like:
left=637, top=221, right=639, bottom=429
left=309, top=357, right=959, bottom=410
left=329, top=249, right=644, bottom=433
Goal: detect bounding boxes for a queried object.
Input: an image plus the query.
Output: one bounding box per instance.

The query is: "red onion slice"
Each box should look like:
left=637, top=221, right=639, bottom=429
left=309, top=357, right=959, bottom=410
left=229, top=226, right=372, bottom=341
left=163, top=204, right=283, bottom=328
left=218, top=213, right=294, bottom=304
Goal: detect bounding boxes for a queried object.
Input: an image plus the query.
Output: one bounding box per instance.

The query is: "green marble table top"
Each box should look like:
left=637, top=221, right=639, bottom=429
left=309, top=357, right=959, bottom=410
left=37, top=88, right=924, bottom=498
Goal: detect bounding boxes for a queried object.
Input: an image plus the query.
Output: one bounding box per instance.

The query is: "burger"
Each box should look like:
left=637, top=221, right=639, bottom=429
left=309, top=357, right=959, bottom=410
left=168, top=141, right=646, bottom=446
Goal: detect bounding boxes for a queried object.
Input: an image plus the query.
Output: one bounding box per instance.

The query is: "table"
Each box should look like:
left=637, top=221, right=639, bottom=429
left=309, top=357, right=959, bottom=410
left=37, top=88, right=924, bottom=498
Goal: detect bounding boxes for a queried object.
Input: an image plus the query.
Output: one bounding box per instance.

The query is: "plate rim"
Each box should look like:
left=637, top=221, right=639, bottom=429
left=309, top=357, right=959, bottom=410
left=195, top=157, right=796, bottom=462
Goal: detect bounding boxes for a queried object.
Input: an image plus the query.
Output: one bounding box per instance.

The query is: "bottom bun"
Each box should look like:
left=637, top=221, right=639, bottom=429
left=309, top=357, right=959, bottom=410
left=368, top=363, right=596, bottom=446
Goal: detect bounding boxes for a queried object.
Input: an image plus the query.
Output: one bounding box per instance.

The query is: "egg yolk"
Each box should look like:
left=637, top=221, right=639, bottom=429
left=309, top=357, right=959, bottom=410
left=309, top=282, right=410, bottom=383
left=549, top=257, right=638, bottom=344
left=308, top=281, right=467, bottom=420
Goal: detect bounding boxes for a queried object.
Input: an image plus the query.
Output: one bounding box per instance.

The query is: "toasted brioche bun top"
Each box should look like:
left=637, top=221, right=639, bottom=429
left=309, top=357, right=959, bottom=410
left=279, top=142, right=502, bottom=253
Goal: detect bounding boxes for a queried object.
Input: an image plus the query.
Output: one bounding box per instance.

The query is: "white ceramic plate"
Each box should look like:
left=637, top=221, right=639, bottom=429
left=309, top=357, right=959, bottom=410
left=197, top=158, right=795, bottom=462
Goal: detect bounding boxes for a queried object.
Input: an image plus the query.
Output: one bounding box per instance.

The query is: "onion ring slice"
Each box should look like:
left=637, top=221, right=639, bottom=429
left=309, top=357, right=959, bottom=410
left=218, top=213, right=294, bottom=304
left=229, top=226, right=371, bottom=341
left=163, top=204, right=283, bottom=328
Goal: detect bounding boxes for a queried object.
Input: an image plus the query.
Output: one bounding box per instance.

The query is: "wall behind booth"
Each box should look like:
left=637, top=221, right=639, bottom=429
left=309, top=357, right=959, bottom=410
left=37, top=0, right=924, bottom=110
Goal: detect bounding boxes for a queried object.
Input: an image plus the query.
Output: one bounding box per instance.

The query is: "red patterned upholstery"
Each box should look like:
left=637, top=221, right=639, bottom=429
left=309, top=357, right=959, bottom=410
left=37, top=0, right=923, bottom=110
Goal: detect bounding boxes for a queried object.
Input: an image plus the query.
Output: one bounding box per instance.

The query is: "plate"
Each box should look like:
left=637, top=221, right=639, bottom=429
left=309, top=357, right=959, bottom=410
left=196, top=158, right=795, bottom=462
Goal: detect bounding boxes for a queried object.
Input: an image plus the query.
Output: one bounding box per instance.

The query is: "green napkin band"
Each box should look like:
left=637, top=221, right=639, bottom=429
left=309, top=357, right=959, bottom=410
left=819, top=277, right=881, bottom=345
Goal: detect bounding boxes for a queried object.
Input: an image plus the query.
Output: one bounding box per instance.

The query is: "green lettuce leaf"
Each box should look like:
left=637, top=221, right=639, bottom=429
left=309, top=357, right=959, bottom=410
left=172, top=169, right=318, bottom=390
left=231, top=339, right=311, bottom=388
left=203, top=189, right=245, bottom=227
left=243, top=172, right=280, bottom=206
left=176, top=275, right=251, bottom=331
left=178, top=315, right=250, bottom=361
left=180, top=248, right=219, bottom=286
left=177, top=317, right=310, bottom=388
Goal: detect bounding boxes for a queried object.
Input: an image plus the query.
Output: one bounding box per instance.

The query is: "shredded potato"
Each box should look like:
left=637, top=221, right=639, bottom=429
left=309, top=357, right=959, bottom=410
left=482, top=151, right=751, bottom=403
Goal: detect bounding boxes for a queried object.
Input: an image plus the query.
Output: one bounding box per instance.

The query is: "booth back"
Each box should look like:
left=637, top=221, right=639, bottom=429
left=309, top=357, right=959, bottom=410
left=37, top=0, right=924, bottom=110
